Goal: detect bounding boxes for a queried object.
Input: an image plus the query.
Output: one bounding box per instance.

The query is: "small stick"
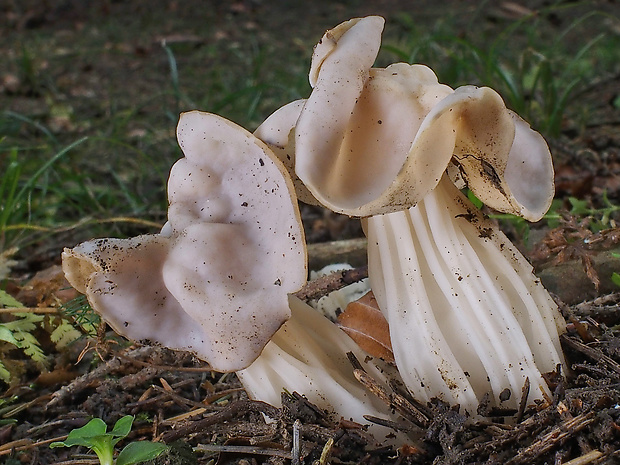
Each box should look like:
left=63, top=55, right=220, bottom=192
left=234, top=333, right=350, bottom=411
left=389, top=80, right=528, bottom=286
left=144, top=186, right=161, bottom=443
left=516, top=377, right=530, bottom=423
left=0, top=435, right=68, bottom=456
left=562, top=450, right=604, bottom=465
left=149, top=384, right=211, bottom=410
left=353, top=369, right=429, bottom=428
left=0, top=307, right=59, bottom=314
left=294, top=266, right=368, bottom=302
left=505, top=411, right=597, bottom=465
left=318, top=438, right=334, bottom=465
left=561, top=335, right=620, bottom=379
left=162, top=399, right=280, bottom=442
left=292, top=419, right=302, bottom=465
left=116, top=353, right=214, bottom=372
left=194, top=444, right=292, bottom=459
left=362, top=415, right=413, bottom=432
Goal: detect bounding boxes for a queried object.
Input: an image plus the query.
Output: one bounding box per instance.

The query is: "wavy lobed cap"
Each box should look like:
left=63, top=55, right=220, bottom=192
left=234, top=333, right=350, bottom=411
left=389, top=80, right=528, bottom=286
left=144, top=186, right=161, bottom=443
left=63, top=111, right=307, bottom=372
left=293, top=16, right=554, bottom=221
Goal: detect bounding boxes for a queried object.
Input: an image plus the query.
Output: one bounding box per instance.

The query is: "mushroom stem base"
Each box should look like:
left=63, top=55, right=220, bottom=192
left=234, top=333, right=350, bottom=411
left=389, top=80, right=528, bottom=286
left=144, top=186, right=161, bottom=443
left=237, top=295, right=409, bottom=445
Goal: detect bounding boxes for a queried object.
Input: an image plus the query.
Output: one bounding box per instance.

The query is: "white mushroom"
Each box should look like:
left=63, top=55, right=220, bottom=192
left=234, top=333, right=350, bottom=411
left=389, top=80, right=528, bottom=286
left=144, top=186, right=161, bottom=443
left=287, top=16, right=565, bottom=414
left=62, top=111, right=307, bottom=372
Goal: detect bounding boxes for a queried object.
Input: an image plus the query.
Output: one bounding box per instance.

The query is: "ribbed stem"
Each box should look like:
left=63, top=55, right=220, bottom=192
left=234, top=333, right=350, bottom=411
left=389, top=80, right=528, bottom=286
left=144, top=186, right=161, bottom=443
left=237, top=296, right=407, bottom=445
left=366, top=176, right=565, bottom=414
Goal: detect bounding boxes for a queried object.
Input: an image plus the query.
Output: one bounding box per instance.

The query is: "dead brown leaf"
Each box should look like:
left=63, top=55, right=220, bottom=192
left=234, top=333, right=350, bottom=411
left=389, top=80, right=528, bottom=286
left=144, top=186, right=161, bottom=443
left=337, top=291, right=394, bottom=363
left=16, top=265, right=78, bottom=307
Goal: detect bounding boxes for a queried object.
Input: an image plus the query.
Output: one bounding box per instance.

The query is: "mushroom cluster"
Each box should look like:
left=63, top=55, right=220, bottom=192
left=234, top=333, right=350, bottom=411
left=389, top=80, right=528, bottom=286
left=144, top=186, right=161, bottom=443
left=63, top=111, right=401, bottom=441
left=63, top=15, right=566, bottom=442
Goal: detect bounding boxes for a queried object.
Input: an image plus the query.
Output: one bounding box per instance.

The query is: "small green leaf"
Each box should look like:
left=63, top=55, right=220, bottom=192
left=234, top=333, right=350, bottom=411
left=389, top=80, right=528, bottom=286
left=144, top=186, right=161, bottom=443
left=611, top=272, right=620, bottom=288
left=110, top=415, right=134, bottom=439
left=90, top=438, right=116, bottom=465
left=568, top=197, right=590, bottom=216
left=0, top=325, right=18, bottom=345
left=0, top=361, right=11, bottom=383
left=49, top=319, right=82, bottom=348
left=116, top=441, right=168, bottom=465
left=0, top=289, right=23, bottom=308
left=50, top=418, right=108, bottom=448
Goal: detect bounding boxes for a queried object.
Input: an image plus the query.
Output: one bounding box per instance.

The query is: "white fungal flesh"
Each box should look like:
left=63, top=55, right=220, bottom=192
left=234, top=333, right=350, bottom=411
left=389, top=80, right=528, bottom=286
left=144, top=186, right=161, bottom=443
left=366, top=176, right=565, bottom=413
left=295, top=16, right=554, bottom=220
left=237, top=295, right=408, bottom=445
left=62, top=111, right=307, bottom=373
left=253, top=99, right=318, bottom=205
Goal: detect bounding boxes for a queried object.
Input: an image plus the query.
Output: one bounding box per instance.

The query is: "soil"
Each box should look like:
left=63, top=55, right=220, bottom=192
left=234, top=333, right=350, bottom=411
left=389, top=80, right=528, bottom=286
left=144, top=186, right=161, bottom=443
left=2, top=1, right=620, bottom=464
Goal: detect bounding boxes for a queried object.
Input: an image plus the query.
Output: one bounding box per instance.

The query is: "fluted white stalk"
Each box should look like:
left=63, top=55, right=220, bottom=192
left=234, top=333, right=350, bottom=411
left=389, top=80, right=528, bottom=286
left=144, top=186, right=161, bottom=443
left=366, top=176, right=565, bottom=413
left=237, top=295, right=407, bottom=444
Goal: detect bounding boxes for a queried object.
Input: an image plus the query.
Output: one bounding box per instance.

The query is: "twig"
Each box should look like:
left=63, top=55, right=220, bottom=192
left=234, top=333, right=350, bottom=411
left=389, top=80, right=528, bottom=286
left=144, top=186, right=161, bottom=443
left=292, top=419, right=302, bottom=465
left=557, top=401, right=592, bottom=456
left=306, top=238, right=368, bottom=271
left=0, top=307, right=60, bottom=314
left=149, top=384, right=211, bottom=410
left=294, top=265, right=368, bottom=301
left=468, top=403, right=557, bottom=457
left=3, top=216, right=163, bottom=234
left=575, top=292, right=620, bottom=310
left=202, top=387, right=246, bottom=404
left=561, top=335, right=620, bottom=379
left=47, top=346, right=153, bottom=408
left=194, top=443, right=292, bottom=459
left=2, top=393, right=52, bottom=417
left=116, top=352, right=214, bottom=372
left=563, top=450, right=604, bottom=465
left=347, top=351, right=429, bottom=428
left=505, top=411, right=597, bottom=465
left=0, top=435, right=68, bottom=456
left=353, top=369, right=429, bottom=428
left=363, top=415, right=414, bottom=432
left=318, top=437, right=334, bottom=465
left=516, top=377, right=530, bottom=423
left=49, top=460, right=99, bottom=465
left=161, top=399, right=280, bottom=442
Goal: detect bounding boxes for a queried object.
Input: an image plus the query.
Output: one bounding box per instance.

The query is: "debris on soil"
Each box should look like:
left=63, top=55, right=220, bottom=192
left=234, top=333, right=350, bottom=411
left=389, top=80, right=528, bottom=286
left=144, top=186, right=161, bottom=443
left=3, top=303, right=620, bottom=465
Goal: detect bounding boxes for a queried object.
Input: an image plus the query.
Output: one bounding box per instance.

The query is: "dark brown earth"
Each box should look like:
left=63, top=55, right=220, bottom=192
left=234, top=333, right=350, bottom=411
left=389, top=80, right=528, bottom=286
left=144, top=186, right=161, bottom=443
left=2, top=1, right=620, bottom=464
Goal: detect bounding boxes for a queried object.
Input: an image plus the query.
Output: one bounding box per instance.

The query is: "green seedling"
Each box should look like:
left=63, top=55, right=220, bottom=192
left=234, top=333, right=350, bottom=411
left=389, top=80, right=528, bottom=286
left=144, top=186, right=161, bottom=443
left=50, top=415, right=168, bottom=465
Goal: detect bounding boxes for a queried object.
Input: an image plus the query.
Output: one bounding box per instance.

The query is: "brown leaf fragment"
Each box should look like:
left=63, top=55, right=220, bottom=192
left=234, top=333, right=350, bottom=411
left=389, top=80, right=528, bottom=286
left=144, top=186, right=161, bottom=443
left=16, top=265, right=78, bottom=307
left=581, top=253, right=600, bottom=291
left=337, top=291, right=394, bottom=362
left=35, top=365, right=79, bottom=387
